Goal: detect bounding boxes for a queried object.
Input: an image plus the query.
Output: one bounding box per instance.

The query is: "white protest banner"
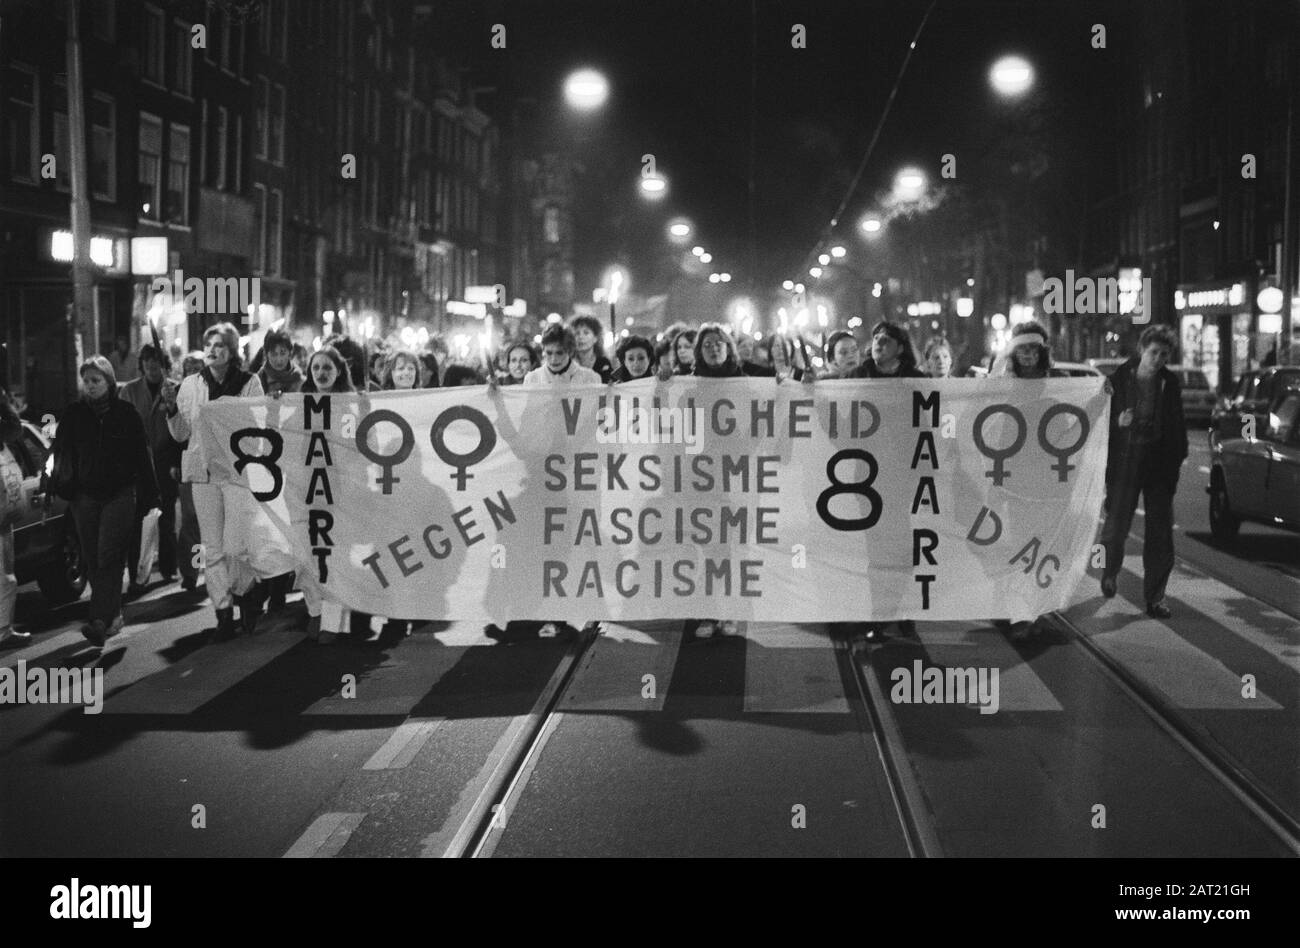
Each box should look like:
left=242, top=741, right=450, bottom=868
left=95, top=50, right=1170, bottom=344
left=200, top=377, right=1109, bottom=623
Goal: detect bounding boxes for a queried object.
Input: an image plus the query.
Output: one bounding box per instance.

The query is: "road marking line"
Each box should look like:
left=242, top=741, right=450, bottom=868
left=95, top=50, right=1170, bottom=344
left=363, top=719, right=443, bottom=770
left=744, top=624, right=850, bottom=713
left=283, top=812, right=366, bottom=858
left=914, top=625, right=1063, bottom=711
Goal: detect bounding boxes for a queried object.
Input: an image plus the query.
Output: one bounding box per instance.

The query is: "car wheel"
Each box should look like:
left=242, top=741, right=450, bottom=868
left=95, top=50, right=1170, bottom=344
left=36, top=521, right=88, bottom=605
left=1208, top=478, right=1241, bottom=544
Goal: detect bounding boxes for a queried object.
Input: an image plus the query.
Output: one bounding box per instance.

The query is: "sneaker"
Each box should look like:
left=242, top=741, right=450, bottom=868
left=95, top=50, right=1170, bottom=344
left=104, top=615, right=124, bottom=639
left=1100, top=575, right=1117, bottom=598
left=717, top=620, right=740, bottom=637
left=180, top=575, right=198, bottom=591
left=126, top=581, right=147, bottom=599
left=1146, top=600, right=1172, bottom=619
left=695, top=621, right=717, bottom=639
left=538, top=622, right=561, bottom=638
left=0, top=627, right=32, bottom=649
left=315, top=630, right=339, bottom=645
left=82, top=619, right=107, bottom=647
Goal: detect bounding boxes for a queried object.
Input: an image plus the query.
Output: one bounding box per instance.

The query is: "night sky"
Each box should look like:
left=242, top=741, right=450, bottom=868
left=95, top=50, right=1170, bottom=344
left=436, top=0, right=1126, bottom=300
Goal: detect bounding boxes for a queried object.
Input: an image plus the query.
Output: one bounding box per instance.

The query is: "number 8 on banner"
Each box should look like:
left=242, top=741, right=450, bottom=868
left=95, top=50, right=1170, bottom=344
left=816, top=449, right=882, bottom=531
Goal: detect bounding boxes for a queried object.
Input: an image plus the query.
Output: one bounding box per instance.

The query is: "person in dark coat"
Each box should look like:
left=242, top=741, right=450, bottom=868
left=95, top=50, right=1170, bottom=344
left=610, top=335, right=656, bottom=383
left=1099, top=324, right=1188, bottom=618
left=119, top=344, right=181, bottom=593
left=569, top=314, right=614, bottom=382
left=52, top=357, right=160, bottom=645
left=851, top=321, right=926, bottom=379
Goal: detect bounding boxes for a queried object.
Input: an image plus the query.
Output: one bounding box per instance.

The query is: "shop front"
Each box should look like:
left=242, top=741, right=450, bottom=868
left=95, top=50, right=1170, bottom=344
left=1174, top=279, right=1250, bottom=395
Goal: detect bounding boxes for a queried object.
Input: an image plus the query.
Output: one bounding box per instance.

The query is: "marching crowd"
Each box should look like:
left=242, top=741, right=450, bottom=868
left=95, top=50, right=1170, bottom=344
left=0, top=314, right=1187, bottom=649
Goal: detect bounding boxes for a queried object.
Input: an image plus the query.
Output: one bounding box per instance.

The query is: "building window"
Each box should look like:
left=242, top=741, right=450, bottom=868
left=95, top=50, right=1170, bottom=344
left=253, top=183, right=267, bottom=273
left=254, top=77, right=268, bottom=158
left=219, top=9, right=233, bottom=72
left=171, top=21, right=192, bottom=96
left=90, top=0, right=116, bottom=41
left=232, top=115, right=243, bottom=192
left=5, top=64, right=38, bottom=183
left=268, top=188, right=283, bottom=276
left=208, top=105, right=227, bottom=188
left=143, top=5, right=166, bottom=86
left=52, top=80, right=69, bottom=191
left=90, top=93, right=116, bottom=202
left=138, top=112, right=163, bottom=220
left=270, top=84, right=285, bottom=164
left=165, top=124, right=190, bottom=225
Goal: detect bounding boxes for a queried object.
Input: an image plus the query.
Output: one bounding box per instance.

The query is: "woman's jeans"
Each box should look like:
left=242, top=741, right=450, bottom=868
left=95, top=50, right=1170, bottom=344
left=1100, top=442, right=1176, bottom=607
left=72, top=487, right=136, bottom=624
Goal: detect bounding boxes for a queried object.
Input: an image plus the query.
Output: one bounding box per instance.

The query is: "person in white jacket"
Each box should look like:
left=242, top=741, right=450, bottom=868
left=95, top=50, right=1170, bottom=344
left=163, top=322, right=263, bottom=641
left=521, top=324, right=602, bottom=387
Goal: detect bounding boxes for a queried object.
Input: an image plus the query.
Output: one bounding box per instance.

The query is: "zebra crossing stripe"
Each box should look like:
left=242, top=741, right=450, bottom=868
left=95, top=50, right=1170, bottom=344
left=1157, top=564, right=1300, bottom=676
left=363, top=719, right=444, bottom=770
left=911, top=624, right=1063, bottom=712
left=743, top=624, right=850, bottom=714
left=283, top=812, right=366, bottom=858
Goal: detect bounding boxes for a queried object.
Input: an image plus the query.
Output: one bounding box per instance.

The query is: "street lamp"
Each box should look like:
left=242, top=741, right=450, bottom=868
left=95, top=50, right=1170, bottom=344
left=860, top=215, right=883, bottom=235
left=699, top=252, right=712, bottom=263
left=564, top=68, right=609, bottom=111
left=894, top=168, right=926, bottom=199
left=810, top=266, right=823, bottom=278
left=989, top=55, right=1034, bottom=98
left=830, top=246, right=846, bottom=258
left=639, top=173, right=667, bottom=199
left=818, top=253, right=831, bottom=266
left=668, top=219, right=692, bottom=240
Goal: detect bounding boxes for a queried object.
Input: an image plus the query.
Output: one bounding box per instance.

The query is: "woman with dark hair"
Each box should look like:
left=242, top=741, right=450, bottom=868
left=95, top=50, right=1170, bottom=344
left=668, top=328, right=698, bottom=376
left=54, top=357, right=160, bottom=646
left=257, top=329, right=304, bottom=395
left=322, top=334, right=372, bottom=391
left=0, top=393, right=29, bottom=647
left=851, top=321, right=925, bottom=379
left=301, top=346, right=356, bottom=394
left=1099, top=324, right=1187, bottom=619
left=163, top=322, right=263, bottom=641
left=296, top=346, right=355, bottom=644
left=611, top=334, right=656, bottom=382
left=569, top=315, right=613, bottom=382
left=664, top=324, right=744, bottom=639
left=418, top=352, right=441, bottom=389
left=500, top=342, right=539, bottom=385
left=379, top=349, right=422, bottom=391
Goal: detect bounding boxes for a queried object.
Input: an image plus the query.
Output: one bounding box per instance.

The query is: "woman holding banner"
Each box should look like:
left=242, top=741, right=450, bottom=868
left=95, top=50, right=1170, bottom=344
left=164, top=323, right=264, bottom=642
left=297, top=346, right=358, bottom=645
left=851, top=321, right=926, bottom=380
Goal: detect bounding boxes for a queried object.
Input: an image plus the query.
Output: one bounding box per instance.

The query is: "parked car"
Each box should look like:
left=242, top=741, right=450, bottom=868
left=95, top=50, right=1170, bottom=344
left=1165, top=364, right=1216, bottom=426
left=1050, top=361, right=1104, bottom=377
left=10, top=420, right=86, bottom=605
left=1087, top=357, right=1128, bottom=376
left=1210, top=366, right=1300, bottom=445
left=1207, top=389, right=1300, bottom=542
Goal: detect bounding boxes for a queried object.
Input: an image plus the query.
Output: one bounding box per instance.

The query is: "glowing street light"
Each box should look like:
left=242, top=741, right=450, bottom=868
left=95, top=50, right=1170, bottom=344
left=709, top=273, right=721, bottom=284
left=860, top=215, right=883, bottom=235
left=956, top=297, right=974, bottom=318
left=563, top=68, right=610, bottom=111
left=810, top=266, right=823, bottom=278
left=668, top=219, right=692, bottom=239
left=782, top=280, right=795, bottom=291
left=639, top=174, right=667, bottom=198
left=818, top=253, right=831, bottom=266
left=989, top=55, right=1034, bottom=98
left=894, top=167, right=926, bottom=199
left=692, top=246, right=706, bottom=257
left=830, top=246, right=846, bottom=258
left=699, top=252, right=712, bottom=263
left=794, top=283, right=805, bottom=294
left=719, top=272, right=731, bottom=283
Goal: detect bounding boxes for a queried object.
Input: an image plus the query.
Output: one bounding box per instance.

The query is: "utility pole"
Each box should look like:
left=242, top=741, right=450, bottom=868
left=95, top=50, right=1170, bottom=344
left=65, top=0, right=97, bottom=365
